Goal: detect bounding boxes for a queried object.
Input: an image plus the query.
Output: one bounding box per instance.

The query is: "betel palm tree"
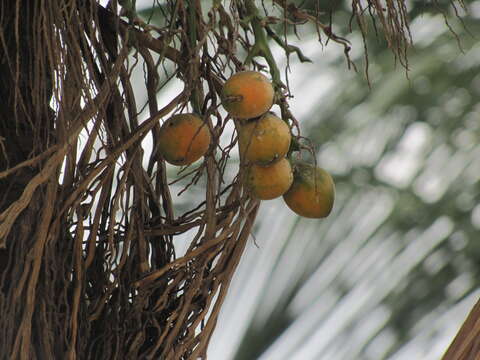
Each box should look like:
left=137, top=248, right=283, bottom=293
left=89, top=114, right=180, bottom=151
left=0, top=0, right=474, bottom=359
left=209, top=3, right=480, bottom=360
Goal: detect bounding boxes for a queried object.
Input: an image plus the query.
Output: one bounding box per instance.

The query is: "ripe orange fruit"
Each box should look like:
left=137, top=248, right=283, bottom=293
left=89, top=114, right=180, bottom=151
left=246, top=158, right=293, bottom=200
left=158, top=113, right=211, bottom=166
left=283, top=162, right=335, bottom=218
left=221, top=71, right=274, bottom=119
left=238, top=112, right=291, bottom=166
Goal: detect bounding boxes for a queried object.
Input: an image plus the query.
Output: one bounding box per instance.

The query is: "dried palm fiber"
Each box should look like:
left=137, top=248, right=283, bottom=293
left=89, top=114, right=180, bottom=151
left=443, top=299, right=480, bottom=360
left=0, top=1, right=260, bottom=358
left=0, top=0, right=468, bottom=359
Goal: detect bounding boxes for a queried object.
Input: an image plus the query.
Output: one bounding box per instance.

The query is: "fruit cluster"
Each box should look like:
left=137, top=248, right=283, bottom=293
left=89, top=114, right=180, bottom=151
left=156, top=71, right=335, bottom=219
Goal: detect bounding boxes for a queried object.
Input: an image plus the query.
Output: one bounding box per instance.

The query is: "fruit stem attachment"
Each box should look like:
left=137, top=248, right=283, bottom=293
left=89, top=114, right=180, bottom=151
left=287, top=136, right=301, bottom=157
left=243, top=0, right=284, bottom=89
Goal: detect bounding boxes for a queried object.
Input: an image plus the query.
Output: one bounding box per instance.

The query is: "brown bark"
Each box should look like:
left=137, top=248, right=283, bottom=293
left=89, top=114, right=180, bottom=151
left=443, top=298, right=480, bottom=360
left=0, top=1, right=260, bottom=358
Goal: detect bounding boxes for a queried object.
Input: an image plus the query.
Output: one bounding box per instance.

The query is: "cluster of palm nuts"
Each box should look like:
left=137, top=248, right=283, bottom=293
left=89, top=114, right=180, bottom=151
left=156, top=70, right=335, bottom=219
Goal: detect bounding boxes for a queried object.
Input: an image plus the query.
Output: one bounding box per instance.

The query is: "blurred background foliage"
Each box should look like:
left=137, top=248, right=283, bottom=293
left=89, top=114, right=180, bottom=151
left=136, top=0, right=480, bottom=359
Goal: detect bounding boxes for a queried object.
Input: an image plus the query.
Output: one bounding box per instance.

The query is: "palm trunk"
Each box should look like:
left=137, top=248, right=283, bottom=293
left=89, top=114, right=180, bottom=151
left=443, top=298, right=480, bottom=360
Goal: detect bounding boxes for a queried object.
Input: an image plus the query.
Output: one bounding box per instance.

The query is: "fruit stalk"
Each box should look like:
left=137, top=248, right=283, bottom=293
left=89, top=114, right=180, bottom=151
left=243, top=0, right=283, bottom=87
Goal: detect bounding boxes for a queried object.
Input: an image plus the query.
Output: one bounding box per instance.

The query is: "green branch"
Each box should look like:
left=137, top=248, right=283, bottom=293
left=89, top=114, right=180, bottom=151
left=265, top=26, right=312, bottom=63
left=243, top=0, right=283, bottom=88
